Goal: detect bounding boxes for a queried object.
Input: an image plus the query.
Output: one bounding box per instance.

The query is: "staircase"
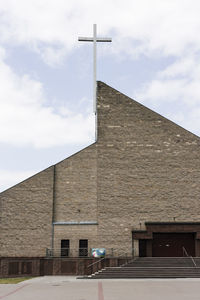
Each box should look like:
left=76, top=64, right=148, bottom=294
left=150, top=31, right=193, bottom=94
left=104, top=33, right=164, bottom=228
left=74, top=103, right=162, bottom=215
left=88, top=257, right=200, bottom=279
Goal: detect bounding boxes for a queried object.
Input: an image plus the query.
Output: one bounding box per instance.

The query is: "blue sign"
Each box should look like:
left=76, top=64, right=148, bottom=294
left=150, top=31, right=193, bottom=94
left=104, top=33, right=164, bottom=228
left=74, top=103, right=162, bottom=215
left=92, top=248, right=106, bottom=258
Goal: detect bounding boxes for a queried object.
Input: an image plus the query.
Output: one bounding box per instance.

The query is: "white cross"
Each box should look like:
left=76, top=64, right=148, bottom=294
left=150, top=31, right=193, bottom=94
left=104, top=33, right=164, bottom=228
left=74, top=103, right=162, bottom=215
left=78, top=24, right=112, bottom=115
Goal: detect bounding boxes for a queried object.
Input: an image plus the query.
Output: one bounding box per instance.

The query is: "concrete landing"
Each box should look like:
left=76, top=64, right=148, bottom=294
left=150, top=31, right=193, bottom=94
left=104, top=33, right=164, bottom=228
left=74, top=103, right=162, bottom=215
left=1, top=276, right=200, bottom=299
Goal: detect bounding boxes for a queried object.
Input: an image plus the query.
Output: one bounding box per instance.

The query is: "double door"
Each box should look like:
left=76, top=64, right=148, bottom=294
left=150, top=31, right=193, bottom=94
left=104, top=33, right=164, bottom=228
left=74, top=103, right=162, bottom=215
left=138, top=233, right=195, bottom=257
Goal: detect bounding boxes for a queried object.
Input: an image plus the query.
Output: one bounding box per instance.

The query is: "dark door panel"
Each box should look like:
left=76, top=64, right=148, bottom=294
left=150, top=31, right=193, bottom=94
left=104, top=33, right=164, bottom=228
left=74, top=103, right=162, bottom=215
left=152, top=233, right=195, bottom=257
left=139, top=239, right=147, bottom=257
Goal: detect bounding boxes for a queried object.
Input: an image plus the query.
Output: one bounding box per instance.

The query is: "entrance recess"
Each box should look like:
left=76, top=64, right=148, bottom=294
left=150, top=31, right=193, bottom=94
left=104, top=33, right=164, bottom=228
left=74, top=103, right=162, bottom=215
left=133, top=222, right=200, bottom=257
left=152, top=233, right=195, bottom=257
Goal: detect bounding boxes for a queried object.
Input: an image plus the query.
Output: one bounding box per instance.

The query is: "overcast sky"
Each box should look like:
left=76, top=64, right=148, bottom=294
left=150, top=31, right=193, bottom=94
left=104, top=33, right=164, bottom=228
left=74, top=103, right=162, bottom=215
left=1, top=0, right=200, bottom=191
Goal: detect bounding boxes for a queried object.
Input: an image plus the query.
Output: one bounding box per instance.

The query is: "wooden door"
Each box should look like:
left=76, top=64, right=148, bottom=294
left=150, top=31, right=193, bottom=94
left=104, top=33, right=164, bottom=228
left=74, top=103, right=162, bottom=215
left=152, top=233, right=195, bottom=257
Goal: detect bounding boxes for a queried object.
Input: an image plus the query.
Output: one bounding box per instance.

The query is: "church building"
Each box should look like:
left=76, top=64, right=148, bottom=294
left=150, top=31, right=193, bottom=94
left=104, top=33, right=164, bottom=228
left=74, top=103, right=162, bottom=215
left=1, top=81, right=200, bottom=276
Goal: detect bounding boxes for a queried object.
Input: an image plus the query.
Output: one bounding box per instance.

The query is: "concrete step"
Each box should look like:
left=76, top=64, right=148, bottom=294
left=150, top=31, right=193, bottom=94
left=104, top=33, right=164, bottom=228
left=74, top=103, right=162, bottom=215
left=88, top=257, right=200, bottom=279
left=91, top=275, right=200, bottom=279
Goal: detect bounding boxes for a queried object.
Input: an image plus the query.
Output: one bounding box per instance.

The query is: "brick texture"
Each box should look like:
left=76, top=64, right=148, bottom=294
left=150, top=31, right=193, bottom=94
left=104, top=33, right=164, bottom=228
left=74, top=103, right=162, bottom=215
left=1, top=81, right=200, bottom=257
left=0, top=167, right=54, bottom=256
left=54, top=144, right=97, bottom=223
left=96, top=82, right=200, bottom=255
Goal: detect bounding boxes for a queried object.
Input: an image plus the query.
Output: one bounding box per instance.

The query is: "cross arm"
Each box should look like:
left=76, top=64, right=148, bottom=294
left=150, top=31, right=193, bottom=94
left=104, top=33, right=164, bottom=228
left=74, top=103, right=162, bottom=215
left=78, top=37, right=112, bottom=42
left=97, top=38, right=112, bottom=42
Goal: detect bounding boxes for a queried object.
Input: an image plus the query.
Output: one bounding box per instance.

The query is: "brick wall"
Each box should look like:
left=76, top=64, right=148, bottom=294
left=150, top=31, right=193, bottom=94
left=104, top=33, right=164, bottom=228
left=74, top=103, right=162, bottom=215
left=0, top=167, right=54, bottom=257
left=96, top=82, right=200, bottom=255
left=52, top=143, right=98, bottom=254
left=53, top=225, right=98, bottom=256
left=54, top=144, right=97, bottom=223
left=0, top=257, right=129, bottom=277
left=1, top=81, right=200, bottom=259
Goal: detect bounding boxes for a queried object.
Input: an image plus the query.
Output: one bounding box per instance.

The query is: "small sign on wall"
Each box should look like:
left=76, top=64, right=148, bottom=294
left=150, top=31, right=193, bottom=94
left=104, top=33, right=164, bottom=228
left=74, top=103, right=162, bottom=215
left=92, top=248, right=106, bottom=258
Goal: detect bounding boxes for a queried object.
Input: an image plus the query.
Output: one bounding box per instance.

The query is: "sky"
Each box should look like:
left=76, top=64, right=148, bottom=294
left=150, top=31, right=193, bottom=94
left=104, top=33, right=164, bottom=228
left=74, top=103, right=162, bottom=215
left=1, top=0, right=200, bottom=191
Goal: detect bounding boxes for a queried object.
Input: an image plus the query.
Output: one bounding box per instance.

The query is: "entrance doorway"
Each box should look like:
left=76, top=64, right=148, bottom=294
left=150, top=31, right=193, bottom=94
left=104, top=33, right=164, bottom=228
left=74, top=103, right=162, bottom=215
left=139, top=240, right=147, bottom=257
left=152, top=233, right=195, bottom=257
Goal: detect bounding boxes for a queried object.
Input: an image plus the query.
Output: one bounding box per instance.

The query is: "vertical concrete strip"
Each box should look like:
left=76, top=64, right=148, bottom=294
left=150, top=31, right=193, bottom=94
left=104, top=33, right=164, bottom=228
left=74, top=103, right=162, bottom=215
left=133, top=239, right=139, bottom=257
left=98, top=282, right=104, bottom=300
left=51, top=165, right=56, bottom=252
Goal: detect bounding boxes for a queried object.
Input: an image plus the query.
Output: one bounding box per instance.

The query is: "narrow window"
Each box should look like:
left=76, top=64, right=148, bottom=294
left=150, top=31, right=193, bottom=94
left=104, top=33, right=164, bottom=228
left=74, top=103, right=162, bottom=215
left=61, top=239, right=70, bottom=257
left=79, top=239, right=88, bottom=257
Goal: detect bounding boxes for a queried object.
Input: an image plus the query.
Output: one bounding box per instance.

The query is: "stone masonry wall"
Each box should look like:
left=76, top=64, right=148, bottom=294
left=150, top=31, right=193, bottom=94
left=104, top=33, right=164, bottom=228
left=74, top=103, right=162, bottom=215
left=0, top=167, right=54, bottom=257
left=96, top=82, right=200, bottom=255
left=2, top=81, right=200, bottom=259
left=53, top=225, right=98, bottom=257
left=52, top=144, right=98, bottom=256
left=54, top=144, right=97, bottom=223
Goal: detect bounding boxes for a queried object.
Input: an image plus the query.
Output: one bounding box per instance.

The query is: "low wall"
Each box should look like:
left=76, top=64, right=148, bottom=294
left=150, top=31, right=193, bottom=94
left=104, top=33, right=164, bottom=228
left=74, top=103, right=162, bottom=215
left=0, top=257, right=131, bottom=278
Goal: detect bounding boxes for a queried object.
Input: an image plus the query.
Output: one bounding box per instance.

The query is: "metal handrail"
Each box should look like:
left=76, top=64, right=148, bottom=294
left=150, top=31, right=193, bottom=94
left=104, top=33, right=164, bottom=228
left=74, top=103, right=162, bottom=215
left=182, top=246, right=189, bottom=257
left=190, top=257, right=197, bottom=268
left=87, top=256, right=106, bottom=269
left=87, top=250, right=133, bottom=273
left=182, top=246, right=197, bottom=268
left=46, top=247, right=133, bottom=258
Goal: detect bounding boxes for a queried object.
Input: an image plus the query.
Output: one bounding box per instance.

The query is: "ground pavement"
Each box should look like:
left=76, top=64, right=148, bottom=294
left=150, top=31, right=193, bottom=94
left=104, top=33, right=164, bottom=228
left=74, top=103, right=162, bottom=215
left=0, top=276, right=200, bottom=300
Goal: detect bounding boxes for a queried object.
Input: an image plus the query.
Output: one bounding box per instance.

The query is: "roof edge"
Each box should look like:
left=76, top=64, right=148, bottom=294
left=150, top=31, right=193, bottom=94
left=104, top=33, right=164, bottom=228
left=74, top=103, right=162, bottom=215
left=97, top=81, right=200, bottom=142
left=0, top=141, right=96, bottom=195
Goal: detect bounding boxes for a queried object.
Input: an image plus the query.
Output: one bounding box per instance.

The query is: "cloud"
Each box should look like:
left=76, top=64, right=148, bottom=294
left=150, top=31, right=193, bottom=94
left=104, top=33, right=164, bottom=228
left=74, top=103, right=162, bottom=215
left=135, top=54, right=200, bottom=136
left=0, top=0, right=200, bottom=65
left=1, top=0, right=200, bottom=191
left=136, top=54, right=200, bottom=105
left=0, top=47, right=94, bottom=148
left=0, top=0, right=200, bottom=141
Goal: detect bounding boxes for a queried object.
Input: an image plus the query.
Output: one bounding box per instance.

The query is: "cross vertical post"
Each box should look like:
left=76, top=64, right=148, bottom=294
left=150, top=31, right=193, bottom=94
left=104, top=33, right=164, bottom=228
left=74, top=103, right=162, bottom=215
left=78, top=24, right=112, bottom=141
left=93, top=24, right=97, bottom=114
